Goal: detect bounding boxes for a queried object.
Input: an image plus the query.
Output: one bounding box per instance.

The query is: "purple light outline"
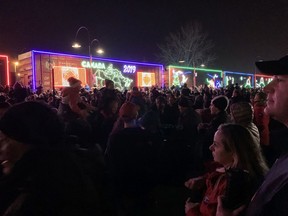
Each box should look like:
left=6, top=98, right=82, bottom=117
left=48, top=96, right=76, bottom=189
left=32, top=50, right=163, bottom=67
left=32, top=51, right=36, bottom=91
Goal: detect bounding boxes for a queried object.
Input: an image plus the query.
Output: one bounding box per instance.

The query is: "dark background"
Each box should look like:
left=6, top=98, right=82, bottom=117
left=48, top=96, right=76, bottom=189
left=1, top=0, right=288, bottom=72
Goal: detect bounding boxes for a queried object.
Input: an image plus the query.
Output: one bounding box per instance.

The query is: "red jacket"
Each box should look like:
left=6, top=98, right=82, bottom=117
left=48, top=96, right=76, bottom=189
left=187, top=169, right=227, bottom=216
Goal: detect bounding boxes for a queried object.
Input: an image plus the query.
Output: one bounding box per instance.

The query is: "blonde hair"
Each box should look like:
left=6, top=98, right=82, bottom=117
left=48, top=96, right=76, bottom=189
left=217, top=123, right=268, bottom=181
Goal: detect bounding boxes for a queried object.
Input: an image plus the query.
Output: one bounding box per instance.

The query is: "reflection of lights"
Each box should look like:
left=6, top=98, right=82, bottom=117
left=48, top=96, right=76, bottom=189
left=17, top=73, right=20, bottom=76
left=94, top=64, right=133, bottom=91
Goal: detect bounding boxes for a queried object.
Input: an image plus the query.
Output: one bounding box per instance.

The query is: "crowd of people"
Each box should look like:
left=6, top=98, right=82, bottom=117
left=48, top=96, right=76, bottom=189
left=0, top=56, right=288, bottom=215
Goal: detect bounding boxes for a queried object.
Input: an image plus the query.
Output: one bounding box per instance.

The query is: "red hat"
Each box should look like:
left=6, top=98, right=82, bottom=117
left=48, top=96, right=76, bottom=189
left=119, top=102, right=139, bottom=121
left=67, top=77, right=81, bottom=87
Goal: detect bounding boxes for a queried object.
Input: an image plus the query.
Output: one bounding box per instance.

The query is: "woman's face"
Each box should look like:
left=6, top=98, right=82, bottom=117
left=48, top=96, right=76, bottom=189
left=209, top=130, right=234, bottom=167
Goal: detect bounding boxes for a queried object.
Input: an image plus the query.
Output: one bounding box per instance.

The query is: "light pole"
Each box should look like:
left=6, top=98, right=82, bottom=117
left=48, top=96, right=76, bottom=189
left=72, top=26, right=103, bottom=88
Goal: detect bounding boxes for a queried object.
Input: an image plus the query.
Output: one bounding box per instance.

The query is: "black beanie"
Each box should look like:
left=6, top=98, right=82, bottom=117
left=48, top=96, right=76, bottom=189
left=0, top=101, right=64, bottom=146
left=212, top=95, right=229, bottom=111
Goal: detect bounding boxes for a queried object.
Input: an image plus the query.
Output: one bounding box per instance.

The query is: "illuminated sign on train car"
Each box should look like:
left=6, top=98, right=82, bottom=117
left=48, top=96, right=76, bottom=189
left=224, top=71, right=254, bottom=88
left=168, top=65, right=223, bottom=88
left=255, top=74, right=273, bottom=88
left=18, top=50, right=164, bottom=91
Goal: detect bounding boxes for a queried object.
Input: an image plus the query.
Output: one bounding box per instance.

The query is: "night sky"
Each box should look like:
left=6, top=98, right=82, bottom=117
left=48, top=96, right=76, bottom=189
left=1, top=0, right=288, bottom=72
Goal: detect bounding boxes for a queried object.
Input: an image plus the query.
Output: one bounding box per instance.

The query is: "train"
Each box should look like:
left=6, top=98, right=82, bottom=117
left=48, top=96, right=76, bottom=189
left=0, top=50, right=272, bottom=91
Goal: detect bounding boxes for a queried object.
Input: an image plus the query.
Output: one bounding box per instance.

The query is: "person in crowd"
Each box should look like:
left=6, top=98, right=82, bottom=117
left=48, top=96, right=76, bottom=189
left=193, top=94, right=204, bottom=110
left=253, top=91, right=270, bottom=146
left=58, top=77, right=90, bottom=122
left=217, top=55, right=288, bottom=216
left=0, top=101, right=101, bottom=215
left=128, top=86, right=146, bottom=118
left=198, top=95, right=230, bottom=165
left=98, top=79, right=117, bottom=107
left=229, top=88, right=244, bottom=105
left=11, top=81, right=28, bottom=104
left=88, top=96, right=119, bottom=152
left=105, top=102, right=158, bottom=216
left=230, top=101, right=260, bottom=144
left=176, top=97, right=202, bottom=178
left=195, top=92, right=213, bottom=124
left=153, top=95, right=179, bottom=134
left=185, top=124, right=268, bottom=216
left=64, top=118, right=112, bottom=215
left=0, top=101, right=11, bottom=118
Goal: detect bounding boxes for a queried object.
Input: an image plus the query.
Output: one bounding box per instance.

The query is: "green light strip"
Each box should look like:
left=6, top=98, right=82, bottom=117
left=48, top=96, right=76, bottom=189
left=168, top=65, right=223, bottom=73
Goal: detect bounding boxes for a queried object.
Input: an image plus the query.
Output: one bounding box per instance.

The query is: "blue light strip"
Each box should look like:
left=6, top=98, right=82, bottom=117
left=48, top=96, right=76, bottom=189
left=168, top=65, right=223, bottom=73
left=31, top=51, right=36, bottom=91
left=224, top=71, right=254, bottom=76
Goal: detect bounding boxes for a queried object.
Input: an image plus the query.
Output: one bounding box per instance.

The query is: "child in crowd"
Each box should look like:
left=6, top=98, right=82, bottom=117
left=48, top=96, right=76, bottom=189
left=185, top=123, right=268, bottom=216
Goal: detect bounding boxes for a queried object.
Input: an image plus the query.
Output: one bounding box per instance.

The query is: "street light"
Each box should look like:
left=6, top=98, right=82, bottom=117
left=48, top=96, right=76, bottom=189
left=72, top=26, right=103, bottom=87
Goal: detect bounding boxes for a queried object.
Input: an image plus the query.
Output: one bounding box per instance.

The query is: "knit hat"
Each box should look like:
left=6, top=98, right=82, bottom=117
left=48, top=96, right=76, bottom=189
left=0, top=101, right=64, bottom=146
left=67, top=77, right=81, bottom=87
left=211, top=95, right=229, bottom=111
left=230, top=102, right=254, bottom=124
left=119, top=102, right=139, bottom=121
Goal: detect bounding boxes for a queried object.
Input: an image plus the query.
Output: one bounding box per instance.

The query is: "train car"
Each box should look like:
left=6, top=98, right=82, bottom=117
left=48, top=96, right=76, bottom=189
left=17, top=50, right=164, bottom=91
left=167, top=65, right=223, bottom=88
left=223, top=71, right=254, bottom=88
left=255, top=74, right=273, bottom=88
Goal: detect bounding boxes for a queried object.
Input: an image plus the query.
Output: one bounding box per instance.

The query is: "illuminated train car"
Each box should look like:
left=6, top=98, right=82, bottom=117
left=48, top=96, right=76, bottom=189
left=255, top=74, right=273, bottom=88
left=168, top=65, right=223, bottom=88
left=0, top=55, right=10, bottom=86
left=17, top=50, right=164, bottom=91
left=223, top=71, right=254, bottom=88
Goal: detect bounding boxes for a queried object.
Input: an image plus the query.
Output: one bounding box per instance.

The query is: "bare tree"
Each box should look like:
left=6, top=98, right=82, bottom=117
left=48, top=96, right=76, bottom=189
left=157, top=21, right=215, bottom=67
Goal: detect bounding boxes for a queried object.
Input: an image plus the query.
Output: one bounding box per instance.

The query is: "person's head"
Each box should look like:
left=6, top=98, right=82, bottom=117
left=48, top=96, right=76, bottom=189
left=178, top=97, right=191, bottom=113
left=232, top=88, right=241, bottom=98
left=210, top=95, right=229, bottom=115
left=119, top=102, right=139, bottom=123
left=253, top=91, right=267, bottom=106
left=0, top=101, right=64, bottom=172
left=105, top=79, right=114, bottom=90
left=256, top=55, right=288, bottom=126
left=67, top=77, right=82, bottom=88
left=101, top=97, right=119, bottom=115
left=210, top=124, right=268, bottom=179
left=155, top=96, right=166, bottom=110
left=167, top=93, right=176, bottom=106
left=230, top=102, right=254, bottom=124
